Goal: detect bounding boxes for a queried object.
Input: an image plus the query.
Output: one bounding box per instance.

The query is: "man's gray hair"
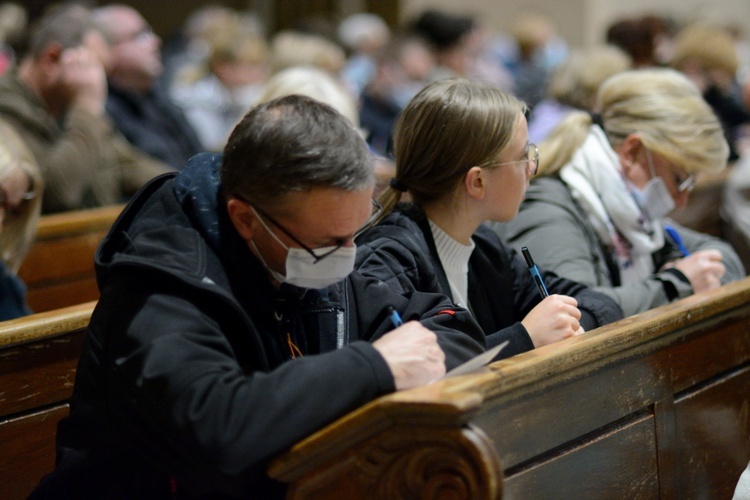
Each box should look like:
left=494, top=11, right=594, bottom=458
left=24, top=4, right=97, bottom=58
left=221, top=94, right=374, bottom=209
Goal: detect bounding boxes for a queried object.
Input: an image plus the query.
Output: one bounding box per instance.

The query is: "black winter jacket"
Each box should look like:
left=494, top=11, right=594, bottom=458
left=32, top=155, right=485, bottom=499
left=355, top=205, right=623, bottom=357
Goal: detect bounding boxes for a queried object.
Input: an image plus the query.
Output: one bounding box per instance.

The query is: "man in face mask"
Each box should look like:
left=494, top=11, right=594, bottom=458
left=32, top=94, right=485, bottom=499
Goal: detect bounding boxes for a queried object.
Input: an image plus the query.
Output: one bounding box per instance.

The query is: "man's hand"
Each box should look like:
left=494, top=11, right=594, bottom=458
left=372, top=321, right=445, bottom=390
left=522, top=294, right=584, bottom=348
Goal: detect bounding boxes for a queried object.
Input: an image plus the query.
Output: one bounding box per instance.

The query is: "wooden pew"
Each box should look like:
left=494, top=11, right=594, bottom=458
left=18, top=205, right=123, bottom=313
left=270, top=277, right=750, bottom=499
left=0, top=301, right=95, bottom=500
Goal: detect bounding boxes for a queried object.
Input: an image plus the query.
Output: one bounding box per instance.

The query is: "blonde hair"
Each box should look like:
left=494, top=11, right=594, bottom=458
left=539, top=68, right=729, bottom=177
left=671, top=24, right=739, bottom=76
left=379, top=78, right=526, bottom=217
left=549, top=45, right=632, bottom=111
left=0, top=120, right=42, bottom=272
left=269, top=31, right=345, bottom=74
left=257, top=65, right=358, bottom=126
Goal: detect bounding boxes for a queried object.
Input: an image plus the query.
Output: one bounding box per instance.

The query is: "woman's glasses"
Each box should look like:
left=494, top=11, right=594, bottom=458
left=479, top=143, right=539, bottom=176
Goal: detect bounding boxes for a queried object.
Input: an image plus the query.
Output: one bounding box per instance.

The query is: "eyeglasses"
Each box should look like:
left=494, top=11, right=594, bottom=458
left=246, top=198, right=382, bottom=263
left=115, top=25, right=154, bottom=46
left=478, top=143, right=539, bottom=176
left=675, top=172, right=696, bottom=193
left=645, top=147, right=696, bottom=194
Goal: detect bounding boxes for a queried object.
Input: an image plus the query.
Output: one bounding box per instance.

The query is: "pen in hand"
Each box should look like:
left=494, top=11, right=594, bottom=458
left=521, top=246, right=550, bottom=299
left=664, top=224, right=690, bottom=257
left=388, top=306, right=404, bottom=328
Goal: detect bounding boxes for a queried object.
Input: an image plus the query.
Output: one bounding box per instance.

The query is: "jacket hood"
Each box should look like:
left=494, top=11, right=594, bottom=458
left=95, top=152, right=241, bottom=292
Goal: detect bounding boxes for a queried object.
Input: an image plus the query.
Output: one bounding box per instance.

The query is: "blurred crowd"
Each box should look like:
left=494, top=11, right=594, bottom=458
left=3, top=4, right=750, bottom=163
left=0, top=1, right=749, bottom=318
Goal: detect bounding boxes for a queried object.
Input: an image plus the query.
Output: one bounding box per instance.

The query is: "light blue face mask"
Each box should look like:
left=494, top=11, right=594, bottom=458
left=631, top=148, right=676, bottom=220
left=251, top=208, right=357, bottom=289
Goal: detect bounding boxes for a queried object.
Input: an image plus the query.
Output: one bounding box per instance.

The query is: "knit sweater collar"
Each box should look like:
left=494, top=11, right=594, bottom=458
left=428, top=219, right=475, bottom=308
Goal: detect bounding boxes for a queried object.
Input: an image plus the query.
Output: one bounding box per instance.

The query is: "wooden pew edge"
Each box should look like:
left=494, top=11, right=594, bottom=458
left=0, top=301, right=96, bottom=348
left=484, top=276, right=750, bottom=395
left=269, top=276, right=750, bottom=481
left=33, top=205, right=123, bottom=239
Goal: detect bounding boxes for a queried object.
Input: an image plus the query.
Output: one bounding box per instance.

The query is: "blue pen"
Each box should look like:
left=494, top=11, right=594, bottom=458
left=388, top=307, right=404, bottom=328
left=664, top=224, right=690, bottom=257
left=521, top=246, right=550, bottom=299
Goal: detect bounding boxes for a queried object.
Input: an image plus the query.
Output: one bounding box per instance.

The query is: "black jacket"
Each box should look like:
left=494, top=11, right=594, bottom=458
left=32, top=154, right=485, bottom=499
left=355, top=205, right=623, bottom=356
left=107, top=85, right=204, bottom=170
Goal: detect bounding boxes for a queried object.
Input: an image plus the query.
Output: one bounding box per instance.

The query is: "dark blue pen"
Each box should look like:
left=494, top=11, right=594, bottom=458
left=665, top=224, right=690, bottom=257
left=521, top=246, right=550, bottom=299
left=388, top=307, right=404, bottom=328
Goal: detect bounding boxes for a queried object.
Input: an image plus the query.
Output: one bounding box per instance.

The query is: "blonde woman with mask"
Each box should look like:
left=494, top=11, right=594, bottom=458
left=0, top=119, right=43, bottom=319
left=355, top=78, right=623, bottom=356
left=503, top=68, right=745, bottom=317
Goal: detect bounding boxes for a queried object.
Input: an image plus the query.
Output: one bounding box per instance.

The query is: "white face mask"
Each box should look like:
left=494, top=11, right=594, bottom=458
left=630, top=148, right=676, bottom=220
left=251, top=208, right=357, bottom=289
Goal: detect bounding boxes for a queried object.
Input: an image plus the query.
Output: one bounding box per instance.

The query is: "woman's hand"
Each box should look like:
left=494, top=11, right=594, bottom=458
left=522, top=294, right=584, bottom=348
left=673, top=250, right=725, bottom=293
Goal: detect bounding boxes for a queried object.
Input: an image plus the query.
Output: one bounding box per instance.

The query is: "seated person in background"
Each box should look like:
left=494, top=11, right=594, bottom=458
left=255, top=64, right=396, bottom=198
left=337, top=12, right=391, bottom=99
left=502, top=69, right=745, bottom=317
left=359, top=33, right=434, bottom=157
left=670, top=24, right=750, bottom=161
left=170, top=14, right=269, bottom=152
left=356, top=78, right=623, bottom=357
left=506, top=12, right=568, bottom=110
left=528, top=44, right=632, bottom=143
left=722, top=150, right=750, bottom=271
left=31, top=95, right=485, bottom=498
left=0, top=4, right=169, bottom=213
left=257, top=65, right=359, bottom=127
left=0, top=119, right=42, bottom=320
left=268, top=29, right=346, bottom=76
left=92, top=4, right=204, bottom=168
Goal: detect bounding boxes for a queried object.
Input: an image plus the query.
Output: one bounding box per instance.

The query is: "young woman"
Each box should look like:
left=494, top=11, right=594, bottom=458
left=355, top=78, right=623, bottom=356
left=503, top=68, right=745, bottom=317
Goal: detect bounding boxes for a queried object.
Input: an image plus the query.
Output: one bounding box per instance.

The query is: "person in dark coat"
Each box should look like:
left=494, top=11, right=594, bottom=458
left=31, top=95, right=485, bottom=498
left=92, top=5, right=204, bottom=169
left=356, top=78, right=623, bottom=357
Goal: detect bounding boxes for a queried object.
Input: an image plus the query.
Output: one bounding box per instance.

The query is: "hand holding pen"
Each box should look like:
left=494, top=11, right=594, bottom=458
left=663, top=225, right=725, bottom=293
left=519, top=246, right=584, bottom=346
left=522, top=246, right=549, bottom=299
left=372, top=307, right=445, bottom=389
left=664, top=224, right=690, bottom=257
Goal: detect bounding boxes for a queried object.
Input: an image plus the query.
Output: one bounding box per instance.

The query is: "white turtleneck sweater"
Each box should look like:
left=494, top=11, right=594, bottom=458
left=428, top=219, right=476, bottom=309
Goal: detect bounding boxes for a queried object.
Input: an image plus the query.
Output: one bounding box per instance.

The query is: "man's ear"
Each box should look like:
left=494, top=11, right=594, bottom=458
left=226, top=198, right=257, bottom=240
left=616, top=133, right=643, bottom=172
left=464, top=166, right=486, bottom=200
left=38, top=42, right=64, bottom=69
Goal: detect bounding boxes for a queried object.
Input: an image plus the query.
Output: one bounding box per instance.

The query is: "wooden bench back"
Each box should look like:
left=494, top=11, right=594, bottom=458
left=270, top=277, right=750, bottom=499
left=0, top=302, right=95, bottom=499
left=18, top=205, right=122, bottom=313
left=4, top=279, right=749, bottom=498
